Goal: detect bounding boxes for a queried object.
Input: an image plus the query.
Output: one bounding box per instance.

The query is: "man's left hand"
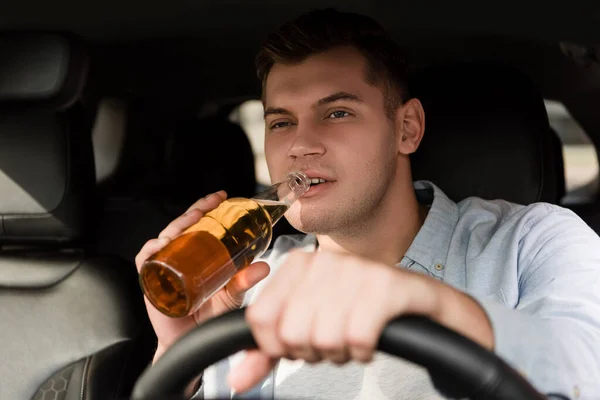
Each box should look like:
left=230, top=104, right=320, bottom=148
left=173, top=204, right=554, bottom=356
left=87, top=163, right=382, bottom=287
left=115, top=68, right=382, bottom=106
left=227, top=250, right=494, bottom=393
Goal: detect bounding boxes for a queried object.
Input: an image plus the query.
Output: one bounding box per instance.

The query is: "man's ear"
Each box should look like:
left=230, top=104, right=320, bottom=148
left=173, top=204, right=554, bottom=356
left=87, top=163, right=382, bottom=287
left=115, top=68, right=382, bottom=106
left=395, top=98, right=425, bottom=155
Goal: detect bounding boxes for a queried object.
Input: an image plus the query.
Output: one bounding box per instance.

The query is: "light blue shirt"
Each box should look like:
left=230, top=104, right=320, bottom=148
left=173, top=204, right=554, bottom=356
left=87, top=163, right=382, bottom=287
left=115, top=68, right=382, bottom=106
left=196, top=180, right=600, bottom=399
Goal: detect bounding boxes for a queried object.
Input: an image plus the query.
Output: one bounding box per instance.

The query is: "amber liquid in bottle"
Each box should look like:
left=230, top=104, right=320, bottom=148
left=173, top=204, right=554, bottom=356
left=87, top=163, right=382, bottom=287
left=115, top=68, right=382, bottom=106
left=140, top=198, right=290, bottom=318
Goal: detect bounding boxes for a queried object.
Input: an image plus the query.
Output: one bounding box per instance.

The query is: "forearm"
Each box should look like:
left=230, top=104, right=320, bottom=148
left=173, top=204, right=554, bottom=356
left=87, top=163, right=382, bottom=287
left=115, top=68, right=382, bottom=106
left=431, top=281, right=495, bottom=351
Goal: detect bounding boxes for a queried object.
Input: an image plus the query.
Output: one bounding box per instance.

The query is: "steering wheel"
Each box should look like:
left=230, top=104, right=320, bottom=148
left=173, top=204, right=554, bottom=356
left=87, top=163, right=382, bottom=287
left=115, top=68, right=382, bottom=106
left=131, top=308, right=545, bottom=400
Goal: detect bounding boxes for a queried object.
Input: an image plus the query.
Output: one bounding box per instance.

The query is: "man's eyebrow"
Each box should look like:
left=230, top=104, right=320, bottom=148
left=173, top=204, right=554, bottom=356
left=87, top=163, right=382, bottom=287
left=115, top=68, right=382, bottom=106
left=263, top=92, right=362, bottom=119
left=317, top=92, right=363, bottom=106
left=263, top=107, right=292, bottom=119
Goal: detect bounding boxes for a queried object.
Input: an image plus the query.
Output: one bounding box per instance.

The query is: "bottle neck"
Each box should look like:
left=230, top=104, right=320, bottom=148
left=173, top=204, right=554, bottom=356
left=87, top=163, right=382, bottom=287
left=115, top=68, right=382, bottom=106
left=253, top=199, right=289, bottom=226
left=252, top=171, right=310, bottom=225
left=251, top=171, right=310, bottom=206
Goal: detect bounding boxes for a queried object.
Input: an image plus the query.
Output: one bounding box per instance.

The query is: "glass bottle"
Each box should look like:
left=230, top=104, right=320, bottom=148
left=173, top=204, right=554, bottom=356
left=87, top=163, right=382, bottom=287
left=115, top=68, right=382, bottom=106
left=139, top=171, right=310, bottom=318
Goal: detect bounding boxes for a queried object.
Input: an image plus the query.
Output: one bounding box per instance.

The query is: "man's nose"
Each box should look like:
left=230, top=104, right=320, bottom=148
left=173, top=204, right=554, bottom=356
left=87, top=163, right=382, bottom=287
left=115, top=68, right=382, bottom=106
left=286, top=123, right=326, bottom=159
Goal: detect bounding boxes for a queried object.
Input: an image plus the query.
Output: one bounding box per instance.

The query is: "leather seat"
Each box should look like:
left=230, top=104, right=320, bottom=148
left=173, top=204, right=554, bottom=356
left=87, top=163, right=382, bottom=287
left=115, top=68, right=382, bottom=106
left=0, top=33, right=154, bottom=400
left=159, top=111, right=307, bottom=247
left=409, top=61, right=561, bottom=205
left=93, top=111, right=259, bottom=263
left=406, top=61, right=563, bottom=396
left=157, top=112, right=258, bottom=217
left=568, top=202, right=600, bottom=235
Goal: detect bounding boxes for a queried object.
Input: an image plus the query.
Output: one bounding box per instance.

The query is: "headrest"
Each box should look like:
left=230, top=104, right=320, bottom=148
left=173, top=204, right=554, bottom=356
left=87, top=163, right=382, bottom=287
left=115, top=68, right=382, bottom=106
left=0, top=34, right=95, bottom=244
left=0, top=33, right=88, bottom=110
left=155, top=115, right=257, bottom=212
left=409, top=61, right=559, bottom=205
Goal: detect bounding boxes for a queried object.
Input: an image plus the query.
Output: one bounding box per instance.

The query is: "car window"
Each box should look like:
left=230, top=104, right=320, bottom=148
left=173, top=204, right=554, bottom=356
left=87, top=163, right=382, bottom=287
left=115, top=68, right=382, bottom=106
left=92, top=98, right=128, bottom=185
left=231, top=100, right=271, bottom=186
left=545, top=100, right=600, bottom=204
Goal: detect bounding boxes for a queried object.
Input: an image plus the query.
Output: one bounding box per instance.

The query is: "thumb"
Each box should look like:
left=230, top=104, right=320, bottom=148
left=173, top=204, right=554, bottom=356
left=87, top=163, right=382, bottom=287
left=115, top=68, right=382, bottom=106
left=225, top=261, right=271, bottom=305
left=227, top=350, right=277, bottom=394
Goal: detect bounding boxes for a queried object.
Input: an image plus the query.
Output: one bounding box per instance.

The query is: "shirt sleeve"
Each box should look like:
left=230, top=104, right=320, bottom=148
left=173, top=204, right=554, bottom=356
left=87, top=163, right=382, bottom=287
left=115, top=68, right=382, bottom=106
left=474, top=205, right=600, bottom=400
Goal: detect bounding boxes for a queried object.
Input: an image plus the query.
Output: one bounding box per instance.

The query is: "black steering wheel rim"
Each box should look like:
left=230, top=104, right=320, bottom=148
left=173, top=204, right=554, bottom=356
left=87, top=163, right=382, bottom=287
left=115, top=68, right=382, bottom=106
left=131, top=308, right=544, bottom=400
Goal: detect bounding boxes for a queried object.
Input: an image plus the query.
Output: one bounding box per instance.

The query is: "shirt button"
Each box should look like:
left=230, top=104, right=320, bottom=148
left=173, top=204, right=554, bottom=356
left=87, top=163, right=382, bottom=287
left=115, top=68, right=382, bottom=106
left=434, top=263, right=444, bottom=271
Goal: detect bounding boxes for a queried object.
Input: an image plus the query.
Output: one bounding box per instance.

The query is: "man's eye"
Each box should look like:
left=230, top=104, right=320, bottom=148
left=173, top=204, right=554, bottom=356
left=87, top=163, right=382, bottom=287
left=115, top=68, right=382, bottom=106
left=328, top=110, right=350, bottom=119
left=270, top=121, right=290, bottom=129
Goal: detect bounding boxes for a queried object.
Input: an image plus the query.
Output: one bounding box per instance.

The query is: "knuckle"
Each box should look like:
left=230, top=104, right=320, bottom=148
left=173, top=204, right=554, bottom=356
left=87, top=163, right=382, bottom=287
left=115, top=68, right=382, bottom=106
left=186, top=207, right=203, bottom=217
left=175, top=210, right=201, bottom=229
left=245, top=305, right=274, bottom=329
left=278, top=325, right=304, bottom=349
left=187, top=192, right=225, bottom=212
left=312, top=333, right=340, bottom=353
left=144, top=237, right=160, bottom=247
left=157, top=226, right=173, bottom=238
left=189, top=197, right=209, bottom=209
left=345, top=329, right=373, bottom=351
left=134, top=254, right=143, bottom=268
left=351, top=347, right=373, bottom=363
left=136, top=239, right=156, bottom=260
left=135, top=238, right=168, bottom=265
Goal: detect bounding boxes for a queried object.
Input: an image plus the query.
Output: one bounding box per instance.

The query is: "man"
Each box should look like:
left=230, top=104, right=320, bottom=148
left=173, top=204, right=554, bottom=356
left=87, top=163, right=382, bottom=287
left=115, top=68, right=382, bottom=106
left=135, top=8, right=600, bottom=399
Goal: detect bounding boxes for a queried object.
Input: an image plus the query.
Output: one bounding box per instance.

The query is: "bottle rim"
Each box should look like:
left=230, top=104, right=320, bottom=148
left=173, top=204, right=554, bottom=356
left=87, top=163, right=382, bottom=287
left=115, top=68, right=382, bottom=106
left=287, top=170, right=311, bottom=196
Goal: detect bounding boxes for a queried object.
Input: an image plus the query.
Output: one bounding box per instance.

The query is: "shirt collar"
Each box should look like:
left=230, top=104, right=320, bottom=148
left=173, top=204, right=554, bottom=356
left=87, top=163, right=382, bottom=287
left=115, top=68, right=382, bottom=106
left=401, top=180, right=459, bottom=278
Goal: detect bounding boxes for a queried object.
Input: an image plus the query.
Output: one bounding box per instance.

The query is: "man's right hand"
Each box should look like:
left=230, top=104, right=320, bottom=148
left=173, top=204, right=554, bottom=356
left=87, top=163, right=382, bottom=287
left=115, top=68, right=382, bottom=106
left=134, top=190, right=271, bottom=364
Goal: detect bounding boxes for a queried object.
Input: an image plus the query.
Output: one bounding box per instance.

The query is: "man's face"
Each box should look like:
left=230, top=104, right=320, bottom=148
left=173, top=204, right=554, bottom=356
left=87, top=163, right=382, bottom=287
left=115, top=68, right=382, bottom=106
left=263, top=46, right=401, bottom=235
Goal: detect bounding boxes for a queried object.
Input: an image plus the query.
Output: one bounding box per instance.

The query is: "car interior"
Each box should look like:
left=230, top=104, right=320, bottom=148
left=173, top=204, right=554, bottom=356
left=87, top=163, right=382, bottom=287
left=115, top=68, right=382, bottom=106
left=1, top=1, right=600, bottom=399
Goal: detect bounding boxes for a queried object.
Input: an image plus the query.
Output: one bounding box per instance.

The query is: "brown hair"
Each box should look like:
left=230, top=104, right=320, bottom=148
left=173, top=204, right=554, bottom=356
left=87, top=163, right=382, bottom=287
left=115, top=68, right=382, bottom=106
left=255, top=8, right=410, bottom=118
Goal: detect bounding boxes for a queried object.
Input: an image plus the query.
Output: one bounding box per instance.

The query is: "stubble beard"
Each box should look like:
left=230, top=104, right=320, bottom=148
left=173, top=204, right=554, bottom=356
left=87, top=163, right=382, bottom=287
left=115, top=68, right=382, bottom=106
left=288, top=160, right=397, bottom=238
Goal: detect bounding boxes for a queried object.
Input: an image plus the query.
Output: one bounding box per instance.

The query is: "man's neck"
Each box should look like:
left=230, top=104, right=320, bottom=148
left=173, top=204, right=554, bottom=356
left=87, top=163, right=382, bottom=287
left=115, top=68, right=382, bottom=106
left=314, top=181, right=428, bottom=266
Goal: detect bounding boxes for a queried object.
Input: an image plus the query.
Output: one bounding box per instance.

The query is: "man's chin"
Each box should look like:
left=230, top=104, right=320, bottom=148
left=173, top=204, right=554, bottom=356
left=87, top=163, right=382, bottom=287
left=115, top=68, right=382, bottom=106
left=284, top=214, right=337, bottom=236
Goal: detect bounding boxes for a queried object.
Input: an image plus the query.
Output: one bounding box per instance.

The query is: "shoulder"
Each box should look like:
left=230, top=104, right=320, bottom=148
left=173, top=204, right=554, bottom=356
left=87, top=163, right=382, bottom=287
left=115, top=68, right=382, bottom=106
left=456, top=196, right=599, bottom=257
left=418, top=180, right=592, bottom=241
left=457, top=196, right=590, bottom=231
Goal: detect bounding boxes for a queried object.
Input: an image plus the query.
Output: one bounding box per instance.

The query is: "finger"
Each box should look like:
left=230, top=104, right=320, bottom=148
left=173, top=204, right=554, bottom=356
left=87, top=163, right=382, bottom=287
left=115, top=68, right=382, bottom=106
left=227, top=350, right=277, bottom=394
left=346, top=268, right=396, bottom=363
left=134, top=236, right=171, bottom=272
left=224, top=261, right=271, bottom=305
left=158, top=191, right=227, bottom=239
left=310, top=256, right=363, bottom=364
left=206, top=262, right=272, bottom=319
left=185, top=190, right=228, bottom=213
left=277, top=255, right=331, bottom=363
left=245, top=251, right=311, bottom=359
left=194, top=262, right=272, bottom=326
left=157, top=209, right=203, bottom=240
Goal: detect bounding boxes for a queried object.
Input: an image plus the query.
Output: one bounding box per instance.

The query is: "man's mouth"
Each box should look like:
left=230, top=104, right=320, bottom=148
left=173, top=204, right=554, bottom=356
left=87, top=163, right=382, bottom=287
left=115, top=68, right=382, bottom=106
left=292, top=169, right=335, bottom=197
left=309, top=178, right=328, bottom=186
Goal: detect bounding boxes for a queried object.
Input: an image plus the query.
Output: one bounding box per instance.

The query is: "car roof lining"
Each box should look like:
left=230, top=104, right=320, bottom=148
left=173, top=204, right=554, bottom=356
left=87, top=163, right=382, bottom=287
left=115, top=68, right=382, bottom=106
left=1, top=1, right=599, bottom=44
left=2, top=2, right=600, bottom=149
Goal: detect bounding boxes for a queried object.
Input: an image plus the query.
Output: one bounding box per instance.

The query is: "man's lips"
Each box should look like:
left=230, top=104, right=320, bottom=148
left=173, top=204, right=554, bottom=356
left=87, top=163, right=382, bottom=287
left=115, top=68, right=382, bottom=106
left=294, top=169, right=336, bottom=182
left=284, top=169, right=336, bottom=198
left=302, top=180, right=335, bottom=198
